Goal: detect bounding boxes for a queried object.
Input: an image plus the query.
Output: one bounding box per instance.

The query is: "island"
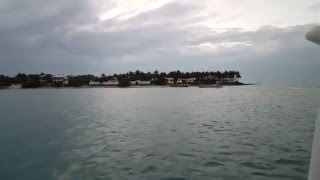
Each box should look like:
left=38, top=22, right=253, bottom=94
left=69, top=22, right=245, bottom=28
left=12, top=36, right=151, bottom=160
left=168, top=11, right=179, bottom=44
left=0, top=70, right=250, bottom=89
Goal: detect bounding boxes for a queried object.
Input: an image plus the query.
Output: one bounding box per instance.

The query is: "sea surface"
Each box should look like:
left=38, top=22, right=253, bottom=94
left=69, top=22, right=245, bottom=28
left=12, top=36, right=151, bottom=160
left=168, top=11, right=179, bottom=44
left=0, top=86, right=319, bottom=180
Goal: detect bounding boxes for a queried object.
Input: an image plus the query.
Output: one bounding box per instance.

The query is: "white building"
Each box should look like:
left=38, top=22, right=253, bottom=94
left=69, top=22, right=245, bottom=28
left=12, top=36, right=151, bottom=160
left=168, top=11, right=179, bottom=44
left=165, top=78, right=174, bottom=84
left=52, top=74, right=66, bottom=85
left=9, top=84, right=22, bottom=89
left=130, top=80, right=151, bottom=85
left=102, top=81, right=118, bottom=86
left=102, top=77, right=119, bottom=86
left=186, top=78, right=196, bottom=84
left=89, top=81, right=101, bottom=86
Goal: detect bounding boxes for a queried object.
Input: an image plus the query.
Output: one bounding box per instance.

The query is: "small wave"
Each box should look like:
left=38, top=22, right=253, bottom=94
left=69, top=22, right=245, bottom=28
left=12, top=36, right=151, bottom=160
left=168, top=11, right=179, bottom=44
left=145, top=153, right=156, bottom=157
left=241, top=143, right=254, bottom=147
left=185, top=168, right=205, bottom=174
left=162, top=177, right=186, bottom=180
left=280, top=147, right=292, bottom=152
left=217, top=151, right=232, bottom=155
left=178, top=153, right=196, bottom=157
left=203, top=161, right=224, bottom=167
left=202, top=124, right=214, bottom=127
left=220, top=145, right=231, bottom=149
left=140, top=165, right=157, bottom=174
left=240, top=162, right=276, bottom=170
left=111, top=149, right=121, bottom=152
left=197, top=131, right=207, bottom=134
left=211, top=156, right=236, bottom=162
left=252, top=172, right=302, bottom=179
left=292, top=167, right=308, bottom=173
left=217, top=151, right=254, bottom=156
left=274, top=159, right=307, bottom=165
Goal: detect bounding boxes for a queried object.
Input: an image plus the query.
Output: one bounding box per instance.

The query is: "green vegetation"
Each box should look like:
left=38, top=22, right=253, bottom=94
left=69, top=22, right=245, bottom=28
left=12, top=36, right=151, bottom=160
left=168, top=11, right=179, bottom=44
left=68, top=75, right=94, bottom=87
left=118, top=78, right=131, bottom=87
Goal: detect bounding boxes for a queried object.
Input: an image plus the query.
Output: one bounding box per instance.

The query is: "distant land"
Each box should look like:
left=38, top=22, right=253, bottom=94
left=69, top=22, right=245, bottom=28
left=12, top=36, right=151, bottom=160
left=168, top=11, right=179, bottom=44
left=0, top=70, right=250, bottom=89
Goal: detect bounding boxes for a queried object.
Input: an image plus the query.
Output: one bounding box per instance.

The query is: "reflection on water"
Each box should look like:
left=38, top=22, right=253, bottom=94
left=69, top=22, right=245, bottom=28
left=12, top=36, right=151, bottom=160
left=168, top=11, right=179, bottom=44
left=0, top=86, right=319, bottom=180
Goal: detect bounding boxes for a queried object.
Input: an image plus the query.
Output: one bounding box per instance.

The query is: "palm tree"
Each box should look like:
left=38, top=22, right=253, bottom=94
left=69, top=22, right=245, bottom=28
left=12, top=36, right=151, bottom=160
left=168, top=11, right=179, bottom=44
left=100, top=73, right=107, bottom=82
left=153, top=70, right=159, bottom=79
left=236, top=71, right=241, bottom=80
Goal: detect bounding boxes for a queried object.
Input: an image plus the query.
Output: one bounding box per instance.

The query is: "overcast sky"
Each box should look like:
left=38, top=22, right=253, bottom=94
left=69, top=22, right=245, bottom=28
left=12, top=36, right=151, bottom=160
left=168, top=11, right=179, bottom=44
left=0, top=0, right=319, bottom=84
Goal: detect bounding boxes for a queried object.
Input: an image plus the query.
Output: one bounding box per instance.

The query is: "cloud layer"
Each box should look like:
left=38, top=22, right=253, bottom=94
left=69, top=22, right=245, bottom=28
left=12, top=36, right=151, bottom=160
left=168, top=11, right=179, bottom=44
left=0, top=0, right=319, bottom=84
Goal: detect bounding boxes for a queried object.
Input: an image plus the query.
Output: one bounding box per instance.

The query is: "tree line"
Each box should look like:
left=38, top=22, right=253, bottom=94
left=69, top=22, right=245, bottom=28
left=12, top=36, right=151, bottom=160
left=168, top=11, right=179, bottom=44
left=0, top=70, right=241, bottom=87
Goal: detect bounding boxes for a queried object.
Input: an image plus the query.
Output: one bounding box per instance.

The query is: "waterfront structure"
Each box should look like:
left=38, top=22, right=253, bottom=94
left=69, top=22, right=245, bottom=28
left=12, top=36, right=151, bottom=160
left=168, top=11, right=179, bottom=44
left=103, top=77, right=119, bottom=86
left=186, top=78, right=196, bottom=84
left=165, top=78, right=174, bottom=85
left=102, top=81, right=118, bottom=86
left=39, top=75, right=48, bottom=85
left=9, top=84, right=22, bottom=89
left=89, top=77, right=119, bottom=86
left=89, top=81, right=101, bottom=86
left=52, top=74, right=67, bottom=86
left=0, top=85, right=9, bottom=89
left=63, top=79, right=69, bottom=85
left=204, top=75, right=217, bottom=80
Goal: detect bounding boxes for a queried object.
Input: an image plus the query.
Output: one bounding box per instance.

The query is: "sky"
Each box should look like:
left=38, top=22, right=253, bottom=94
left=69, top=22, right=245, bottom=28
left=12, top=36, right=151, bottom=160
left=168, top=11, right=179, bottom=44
left=0, top=0, right=319, bottom=84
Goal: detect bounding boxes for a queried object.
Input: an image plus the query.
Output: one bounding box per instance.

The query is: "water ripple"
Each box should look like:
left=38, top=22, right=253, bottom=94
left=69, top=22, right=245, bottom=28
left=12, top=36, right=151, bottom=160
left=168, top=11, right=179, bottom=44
left=0, top=87, right=318, bottom=180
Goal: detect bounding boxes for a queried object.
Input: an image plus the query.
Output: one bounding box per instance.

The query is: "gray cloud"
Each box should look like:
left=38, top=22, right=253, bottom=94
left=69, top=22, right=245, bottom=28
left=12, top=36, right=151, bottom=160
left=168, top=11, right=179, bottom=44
left=307, top=3, right=320, bottom=11
left=0, top=0, right=319, bottom=85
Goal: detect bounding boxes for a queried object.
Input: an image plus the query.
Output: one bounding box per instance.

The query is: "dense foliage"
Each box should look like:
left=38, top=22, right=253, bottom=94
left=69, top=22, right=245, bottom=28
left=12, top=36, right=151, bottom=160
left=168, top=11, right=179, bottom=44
left=118, top=78, right=131, bottom=87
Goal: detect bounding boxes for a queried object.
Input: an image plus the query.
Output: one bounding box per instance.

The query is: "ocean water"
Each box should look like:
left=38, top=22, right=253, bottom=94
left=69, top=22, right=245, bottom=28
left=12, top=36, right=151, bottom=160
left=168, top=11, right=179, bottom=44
left=0, top=86, right=319, bottom=180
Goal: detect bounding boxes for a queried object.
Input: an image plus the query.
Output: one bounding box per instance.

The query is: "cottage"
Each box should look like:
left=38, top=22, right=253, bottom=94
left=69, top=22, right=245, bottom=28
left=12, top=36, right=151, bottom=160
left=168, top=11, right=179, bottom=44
left=52, top=74, right=67, bottom=86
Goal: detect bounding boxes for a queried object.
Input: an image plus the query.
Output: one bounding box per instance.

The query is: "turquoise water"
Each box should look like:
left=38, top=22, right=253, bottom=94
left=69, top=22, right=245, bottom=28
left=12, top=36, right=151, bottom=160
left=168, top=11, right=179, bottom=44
left=0, top=86, right=319, bottom=180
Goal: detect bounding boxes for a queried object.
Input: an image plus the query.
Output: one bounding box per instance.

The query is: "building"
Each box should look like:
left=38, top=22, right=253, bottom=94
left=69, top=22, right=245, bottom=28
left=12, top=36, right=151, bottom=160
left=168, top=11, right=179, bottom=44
left=9, top=84, right=22, bottom=89
left=204, top=75, right=217, bottom=80
left=63, top=79, right=69, bottom=85
left=0, top=83, right=9, bottom=89
left=38, top=74, right=47, bottom=85
left=165, top=78, right=174, bottom=85
left=89, top=81, right=101, bottom=86
left=102, top=81, right=119, bottom=86
left=222, top=78, right=236, bottom=84
left=176, top=78, right=192, bottom=85
left=186, top=78, right=196, bottom=84
left=102, top=77, right=119, bottom=86
left=176, top=79, right=183, bottom=84
left=52, top=74, right=67, bottom=86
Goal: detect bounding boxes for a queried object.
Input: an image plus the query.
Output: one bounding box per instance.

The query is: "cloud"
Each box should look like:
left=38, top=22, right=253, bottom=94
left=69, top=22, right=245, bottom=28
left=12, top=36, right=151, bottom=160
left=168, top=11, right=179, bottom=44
left=307, top=3, right=320, bottom=11
left=0, top=0, right=319, bottom=85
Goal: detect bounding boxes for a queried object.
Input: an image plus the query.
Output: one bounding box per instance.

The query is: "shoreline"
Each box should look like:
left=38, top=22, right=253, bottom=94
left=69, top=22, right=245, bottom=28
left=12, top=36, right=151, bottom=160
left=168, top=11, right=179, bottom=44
left=1, top=83, right=258, bottom=89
